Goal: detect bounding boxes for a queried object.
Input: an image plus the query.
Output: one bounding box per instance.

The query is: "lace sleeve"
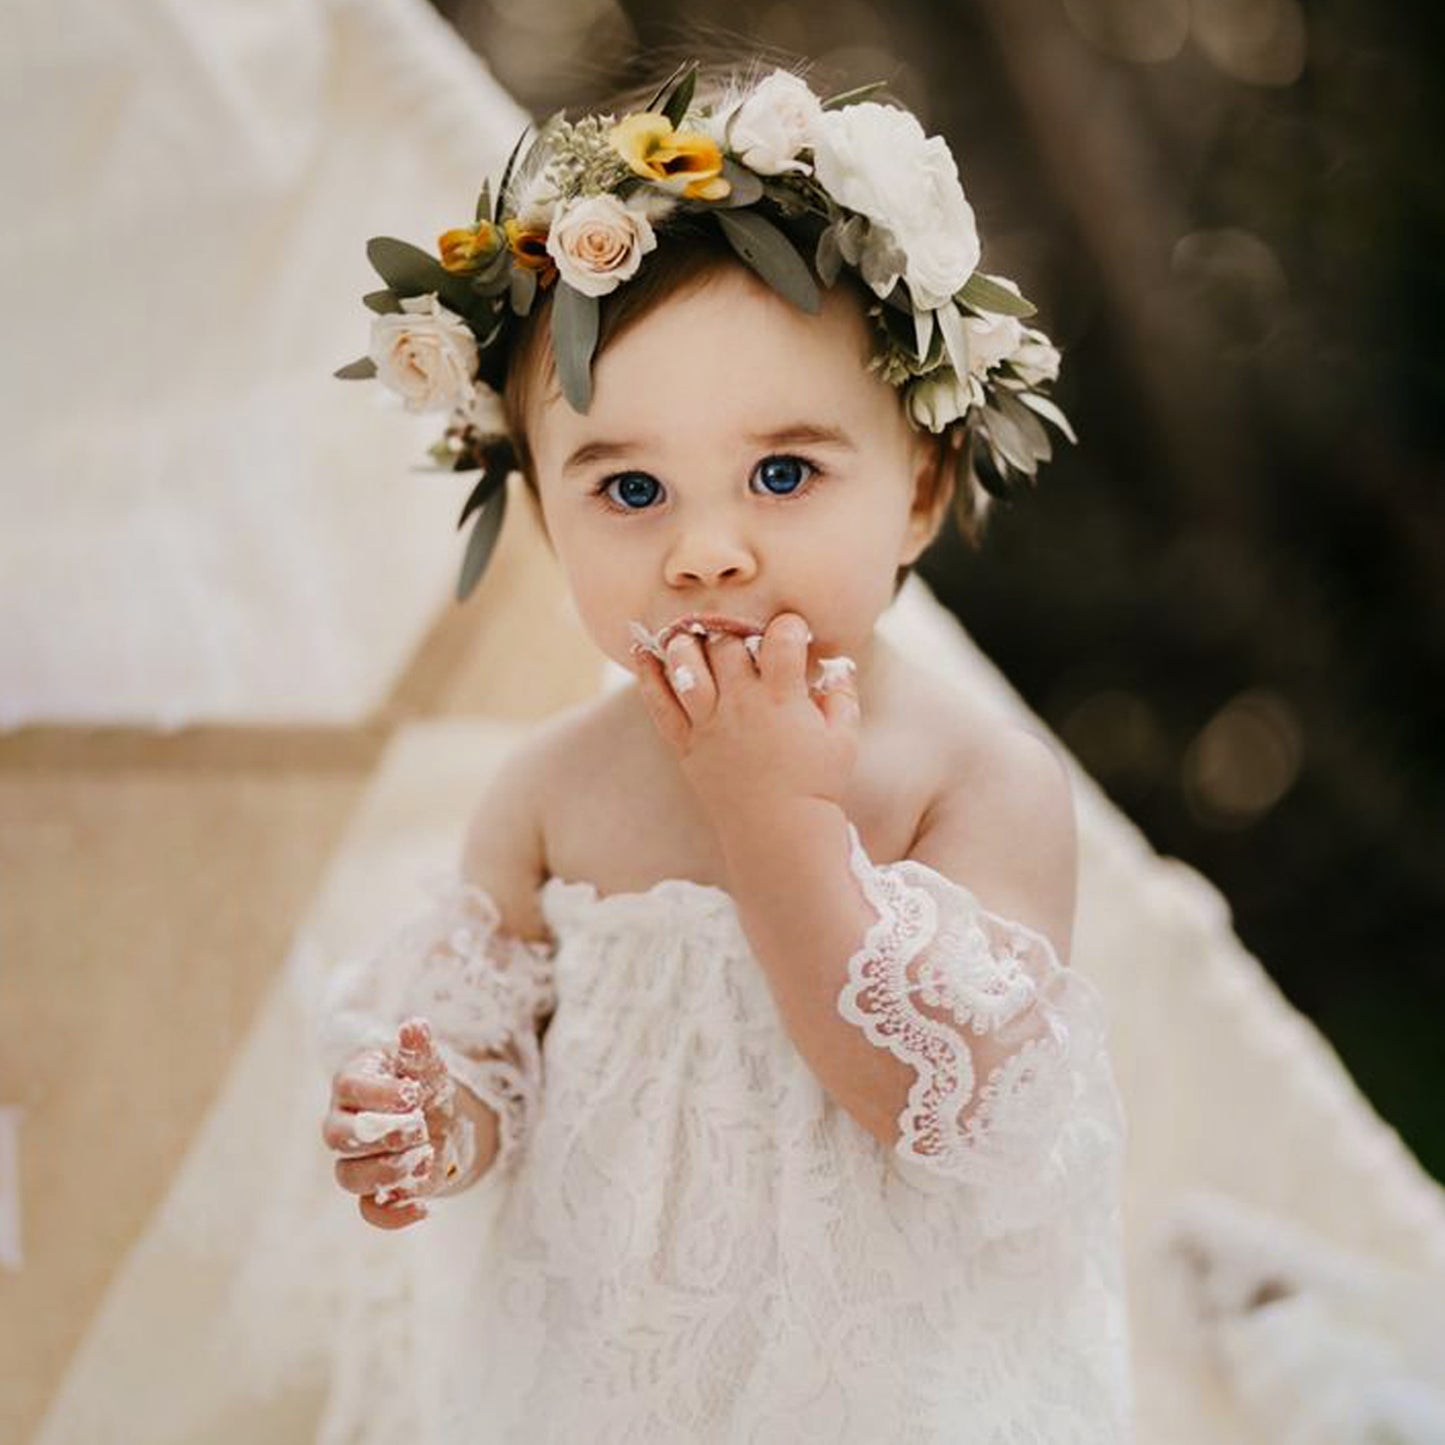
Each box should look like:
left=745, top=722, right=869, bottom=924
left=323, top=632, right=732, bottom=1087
left=317, top=870, right=558, bottom=1179
left=834, top=822, right=1121, bottom=1236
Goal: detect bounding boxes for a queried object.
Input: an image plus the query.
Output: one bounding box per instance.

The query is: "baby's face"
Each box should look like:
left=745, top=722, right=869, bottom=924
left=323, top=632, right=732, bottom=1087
left=528, top=263, right=941, bottom=675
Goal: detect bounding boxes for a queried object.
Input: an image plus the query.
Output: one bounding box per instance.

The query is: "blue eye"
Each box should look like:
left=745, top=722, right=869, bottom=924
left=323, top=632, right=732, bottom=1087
left=601, top=471, right=661, bottom=511
left=751, top=456, right=820, bottom=497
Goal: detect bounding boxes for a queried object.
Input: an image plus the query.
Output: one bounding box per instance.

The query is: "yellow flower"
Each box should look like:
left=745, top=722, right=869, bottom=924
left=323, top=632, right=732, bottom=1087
left=437, top=219, right=503, bottom=273
left=504, top=218, right=558, bottom=287
left=608, top=112, right=731, bottom=201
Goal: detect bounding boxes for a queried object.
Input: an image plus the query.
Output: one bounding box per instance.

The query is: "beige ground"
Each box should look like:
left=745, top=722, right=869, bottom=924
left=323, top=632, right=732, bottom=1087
left=0, top=483, right=595, bottom=1445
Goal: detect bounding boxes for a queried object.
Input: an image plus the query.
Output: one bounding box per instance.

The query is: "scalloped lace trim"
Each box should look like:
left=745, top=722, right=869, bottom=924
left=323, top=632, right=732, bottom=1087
left=835, top=821, right=1104, bottom=1207
left=319, top=872, right=557, bottom=1180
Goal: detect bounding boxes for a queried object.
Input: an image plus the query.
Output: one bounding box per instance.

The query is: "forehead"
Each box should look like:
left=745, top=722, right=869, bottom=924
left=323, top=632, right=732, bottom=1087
left=529, top=266, right=905, bottom=470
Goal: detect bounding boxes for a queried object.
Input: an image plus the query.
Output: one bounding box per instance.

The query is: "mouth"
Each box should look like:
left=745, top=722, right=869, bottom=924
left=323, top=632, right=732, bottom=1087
left=629, top=613, right=767, bottom=658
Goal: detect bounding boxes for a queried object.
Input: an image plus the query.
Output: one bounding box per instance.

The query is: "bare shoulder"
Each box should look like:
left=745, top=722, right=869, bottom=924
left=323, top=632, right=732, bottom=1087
left=459, top=696, right=609, bottom=945
left=905, top=673, right=1078, bottom=965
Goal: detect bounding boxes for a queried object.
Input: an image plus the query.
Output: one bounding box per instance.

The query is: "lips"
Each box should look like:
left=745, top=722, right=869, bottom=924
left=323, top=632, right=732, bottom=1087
left=656, top=613, right=766, bottom=649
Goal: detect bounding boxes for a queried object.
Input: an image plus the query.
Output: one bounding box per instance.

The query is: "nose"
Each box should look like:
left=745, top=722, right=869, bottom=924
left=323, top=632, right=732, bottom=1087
left=663, top=526, right=758, bottom=588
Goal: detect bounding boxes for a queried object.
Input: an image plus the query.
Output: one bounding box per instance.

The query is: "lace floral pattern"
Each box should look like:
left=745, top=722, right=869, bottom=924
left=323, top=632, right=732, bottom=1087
left=318, top=856, right=1131, bottom=1442
left=317, top=871, right=557, bottom=1176
left=834, top=821, right=1116, bottom=1238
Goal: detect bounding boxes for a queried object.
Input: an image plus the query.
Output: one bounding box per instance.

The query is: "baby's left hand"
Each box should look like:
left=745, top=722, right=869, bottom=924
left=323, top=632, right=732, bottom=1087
left=630, top=612, right=861, bottom=826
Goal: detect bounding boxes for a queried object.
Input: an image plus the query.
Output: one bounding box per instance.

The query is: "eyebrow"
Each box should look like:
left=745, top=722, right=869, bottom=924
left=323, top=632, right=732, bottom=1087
left=561, top=423, right=859, bottom=476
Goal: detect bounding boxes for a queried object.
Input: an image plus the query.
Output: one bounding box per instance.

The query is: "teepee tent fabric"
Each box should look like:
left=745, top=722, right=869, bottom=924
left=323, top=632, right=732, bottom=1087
left=0, top=0, right=526, bottom=728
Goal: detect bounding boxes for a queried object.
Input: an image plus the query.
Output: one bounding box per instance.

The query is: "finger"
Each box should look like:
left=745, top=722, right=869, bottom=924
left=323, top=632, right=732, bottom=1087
left=335, top=1141, right=435, bottom=1197
left=759, top=613, right=812, bottom=700
left=812, top=656, right=860, bottom=731
left=359, top=1193, right=429, bottom=1229
left=663, top=631, right=714, bottom=715
left=393, top=1018, right=451, bottom=1099
left=703, top=630, right=753, bottom=692
left=628, top=645, right=691, bottom=749
left=333, top=1050, right=422, bottom=1113
left=322, top=1104, right=429, bottom=1158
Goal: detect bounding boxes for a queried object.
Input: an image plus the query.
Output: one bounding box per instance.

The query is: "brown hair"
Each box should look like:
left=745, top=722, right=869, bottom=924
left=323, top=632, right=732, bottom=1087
left=500, top=62, right=989, bottom=596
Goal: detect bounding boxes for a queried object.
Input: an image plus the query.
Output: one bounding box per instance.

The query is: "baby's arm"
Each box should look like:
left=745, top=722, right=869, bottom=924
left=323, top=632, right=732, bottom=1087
left=318, top=741, right=557, bottom=1224
left=721, top=726, right=1116, bottom=1239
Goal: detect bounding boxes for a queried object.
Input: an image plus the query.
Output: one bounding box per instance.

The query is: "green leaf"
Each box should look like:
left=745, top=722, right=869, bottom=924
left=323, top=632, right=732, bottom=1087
left=366, top=236, right=474, bottom=315
left=815, top=225, right=843, bottom=288
left=551, top=281, right=599, bottom=413
left=980, top=403, right=1039, bottom=475
left=362, top=290, right=401, bottom=314
left=709, top=160, right=764, bottom=209
left=821, top=81, right=889, bottom=111
left=468, top=247, right=513, bottom=296
left=645, top=61, right=691, bottom=114
left=456, top=484, right=509, bottom=603
left=474, top=179, right=492, bottom=223
left=661, top=64, right=698, bottom=129
left=333, top=356, right=376, bottom=380
left=1017, top=389, right=1078, bottom=444
left=494, top=124, right=531, bottom=220
left=957, top=271, right=1036, bottom=318
left=456, top=451, right=510, bottom=530
left=995, top=388, right=1051, bottom=464
left=510, top=262, right=538, bottom=317
left=714, top=209, right=820, bottom=314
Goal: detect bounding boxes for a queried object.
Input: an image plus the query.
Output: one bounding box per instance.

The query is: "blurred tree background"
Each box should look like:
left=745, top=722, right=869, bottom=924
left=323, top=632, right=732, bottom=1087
left=432, top=0, right=1444, bottom=1182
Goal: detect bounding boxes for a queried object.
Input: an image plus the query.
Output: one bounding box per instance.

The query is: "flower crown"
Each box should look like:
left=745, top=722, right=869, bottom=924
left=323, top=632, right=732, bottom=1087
left=337, top=62, right=1076, bottom=601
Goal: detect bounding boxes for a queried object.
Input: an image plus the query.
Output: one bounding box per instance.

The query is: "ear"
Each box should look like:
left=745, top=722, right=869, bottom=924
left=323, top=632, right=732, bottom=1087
left=899, top=428, right=957, bottom=568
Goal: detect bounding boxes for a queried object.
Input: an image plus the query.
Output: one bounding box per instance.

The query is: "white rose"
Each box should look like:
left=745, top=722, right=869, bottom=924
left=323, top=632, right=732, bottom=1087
left=906, top=368, right=985, bottom=431
left=369, top=294, right=479, bottom=414
left=546, top=193, right=658, bottom=298
left=963, top=310, right=1024, bottom=379
left=811, top=102, right=981, bottom=311
left=726, top=69, right=821, bottom=176
left=1011, top=325, right=1062, bottom=386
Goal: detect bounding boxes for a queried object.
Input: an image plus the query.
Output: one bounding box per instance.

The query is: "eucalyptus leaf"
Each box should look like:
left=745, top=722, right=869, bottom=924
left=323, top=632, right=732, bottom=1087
left=980, top=403, right=1039, bottom=475
left=821, top=81, right=888, bottom=110
left=333, top=356, right=376, bottom=380
left=456, top=454, right=509, bottom=530
left=878, top=277, right=914, bottom=316
left=510, top=262, right=538, bottom=317
left=362, top=290, right=401, bottom=314
left=972, top=441, right=1014, bottom=500
left=715, top=209, right=820, bottom=314
left=661, top=65, right=697, bottom=129
left=957, top=271, right=1036, bottom=318
left=474, top=179, right=492, bottom=224
left=456, top=485, right=508, bottom=603
left=1017, top=389, right=1078, bottom=444
left=936, top=301, right=972, bottom=379
left=366, top=236, right=474, bottom=314
left=814, top=225, right=843, bottom=287
left=995, top=388, right=1051, bottom=463
left=913, top=306, right=935, bottom=364
left=551, top=281, right=599, bottom=413
left=469, top=247, right=513, bottom=296
left=710, top=160, right=764, bottom=209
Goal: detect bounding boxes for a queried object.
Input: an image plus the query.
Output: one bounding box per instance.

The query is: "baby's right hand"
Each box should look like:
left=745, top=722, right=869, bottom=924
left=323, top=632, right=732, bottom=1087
left=322, top=1018, right=463, bottom=1230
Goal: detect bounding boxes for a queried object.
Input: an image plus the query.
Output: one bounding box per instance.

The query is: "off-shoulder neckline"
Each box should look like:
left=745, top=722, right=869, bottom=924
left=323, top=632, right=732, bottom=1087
left=539, top=872, right=740, bottom=914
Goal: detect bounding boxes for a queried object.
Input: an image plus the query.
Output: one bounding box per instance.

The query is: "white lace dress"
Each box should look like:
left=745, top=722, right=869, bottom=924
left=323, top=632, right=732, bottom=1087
left=319, top=820, right=1134, bottom=1443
